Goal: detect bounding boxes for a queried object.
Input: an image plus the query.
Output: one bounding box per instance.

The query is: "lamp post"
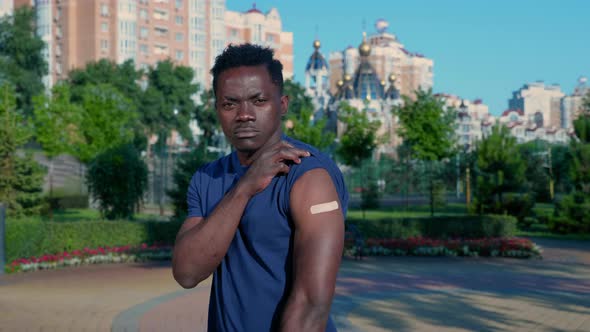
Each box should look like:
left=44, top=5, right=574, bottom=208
left=464, top=143, right=471, bottom=208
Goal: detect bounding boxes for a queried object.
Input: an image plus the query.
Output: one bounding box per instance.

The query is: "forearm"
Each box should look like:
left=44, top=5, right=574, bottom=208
left=280, top=295, right=331, bottom=332
left=173, top=183, right=251, bottom=288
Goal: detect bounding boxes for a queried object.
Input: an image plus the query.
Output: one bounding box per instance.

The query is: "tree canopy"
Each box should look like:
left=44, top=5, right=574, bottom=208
left=336, top=102, right=380, bottom=167
left=0, top=6, right=47, bottom=115
left=0, top=83, right=45, bottom=216
left=392, top=89, right=456, bottom=161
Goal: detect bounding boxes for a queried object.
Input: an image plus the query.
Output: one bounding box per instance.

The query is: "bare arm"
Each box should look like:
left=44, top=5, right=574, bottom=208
left=172, top=141, right=310, bottom=289
left=280, top=168, right=345, bottom=331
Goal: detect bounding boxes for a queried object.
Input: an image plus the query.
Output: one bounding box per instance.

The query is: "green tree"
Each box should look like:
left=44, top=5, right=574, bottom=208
left=87, top=144, right=148, bottom=220
left=33, top=83, right=84, bottom=216
left=75, top=84, right=137, bottom=163
left=68, top=59, right=143, bottom=104
left=285, top=108, right=335, bottom=151
left=284, top=79, right=314, bottom=119
left=142, top=60, right=198, bottom=145
left=551, top=109, right=590, bottom=233
left=194, top=88, right=219, bottom=148
left=168, top=145, right=216, bottom=220
left=67, top=59, right=146, bottom=150
left=518, top=139, right=552, bottom=202
left=0, top=84, right=45, bottom=217
left=392, top=89, right=456, bottom=215
left=473, top=124, right=526, bottom=214
left=337, top=102, right=381, bottom=214
left=0, top=6, right=47, bottom=115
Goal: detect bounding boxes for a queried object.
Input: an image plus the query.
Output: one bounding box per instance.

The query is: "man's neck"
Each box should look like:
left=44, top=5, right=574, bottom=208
left=236, top=131, right=283, bottom=166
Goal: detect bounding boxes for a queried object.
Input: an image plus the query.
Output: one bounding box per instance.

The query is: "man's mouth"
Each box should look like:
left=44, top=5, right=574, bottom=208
left=234, top=128, right=259, bottom=138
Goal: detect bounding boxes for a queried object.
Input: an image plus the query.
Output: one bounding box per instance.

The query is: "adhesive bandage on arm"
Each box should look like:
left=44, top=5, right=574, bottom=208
left=310, top=201, right=339, bottom=215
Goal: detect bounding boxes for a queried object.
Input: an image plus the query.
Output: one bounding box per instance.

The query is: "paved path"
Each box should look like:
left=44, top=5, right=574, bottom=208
left=1, top=237, right=589, bottom=331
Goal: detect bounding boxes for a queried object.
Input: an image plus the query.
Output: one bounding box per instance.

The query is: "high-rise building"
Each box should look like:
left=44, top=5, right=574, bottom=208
left=10, top=1, right=291, bottom=91
left=224, top=4, right=293, bottom=79
left=328, top=19, right=433, bottom=100
left=13, top=0, right=198, bottom=88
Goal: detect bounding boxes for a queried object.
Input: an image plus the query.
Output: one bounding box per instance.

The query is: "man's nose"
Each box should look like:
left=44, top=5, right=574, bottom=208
left=236, top=102, right=255, bottom=121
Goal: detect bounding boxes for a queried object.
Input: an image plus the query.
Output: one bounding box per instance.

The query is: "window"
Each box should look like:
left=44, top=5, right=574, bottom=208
left=155, top=26, right=168, bottom=37
left=140, top=44, right=149, bottom=54
left=101, top=40, right=109, bottom=50
left=101, top=22, right=108, bottom=32
left=100, top=4, right=109, bottom=17
left=267, top=34, right=275, bottom=43
left=140, top=27, right=149, bottom=38
left=175, top=0, right=183, bottom=8
left=175, top=32, right=183, bottom=41
left=176, top=50, right=184, bottom=60
left=175, top=15, right=183, bottom=25
left=140, top=9, right=148, bottom=19
left=153, top=9, right=169, bottom=20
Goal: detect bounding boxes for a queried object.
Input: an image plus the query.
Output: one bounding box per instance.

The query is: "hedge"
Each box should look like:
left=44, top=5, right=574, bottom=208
left=6, top=214, right=516, bottom=263
left=346, top=215, right=517, bottom=239
left=6, top=220, right=182, bottom=263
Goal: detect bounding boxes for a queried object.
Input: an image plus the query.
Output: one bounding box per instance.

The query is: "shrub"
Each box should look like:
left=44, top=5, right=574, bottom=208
left=87, top=144, right=147, bottom=220
left=549, top=193, right=590, bottom=233
left=346, top=214, right=516, bottom=240
left=5, top=219, right=181, bottom=262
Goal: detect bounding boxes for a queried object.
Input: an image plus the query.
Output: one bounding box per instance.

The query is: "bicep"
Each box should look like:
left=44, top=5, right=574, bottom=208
left=289, top=168, right=345, bottom=304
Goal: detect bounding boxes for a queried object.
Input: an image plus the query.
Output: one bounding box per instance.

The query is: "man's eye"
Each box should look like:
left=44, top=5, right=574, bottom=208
left=253, top=99, right=267, bottom=105
left=222, top=102, right=236, bottom=109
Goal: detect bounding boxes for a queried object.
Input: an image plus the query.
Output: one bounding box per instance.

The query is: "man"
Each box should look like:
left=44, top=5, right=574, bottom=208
left=172, top=44, right=348, bottom=332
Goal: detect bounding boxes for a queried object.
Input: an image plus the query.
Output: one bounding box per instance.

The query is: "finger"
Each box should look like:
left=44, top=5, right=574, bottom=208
left=276, top=162, right=290, bottom=174
left=275, top=148, right=308, bottom=164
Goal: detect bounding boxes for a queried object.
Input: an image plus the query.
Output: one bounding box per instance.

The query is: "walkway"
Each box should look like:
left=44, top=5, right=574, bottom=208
left=1, top=237, right=589, bottom=331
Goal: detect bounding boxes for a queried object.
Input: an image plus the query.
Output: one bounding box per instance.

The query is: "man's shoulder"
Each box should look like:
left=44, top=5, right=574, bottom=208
left=283, top=136, right=343, bottom=181
left=193, top=153, right=232, bottom=178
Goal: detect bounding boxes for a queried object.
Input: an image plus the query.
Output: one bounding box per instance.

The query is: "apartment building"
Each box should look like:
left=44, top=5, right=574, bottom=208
left=224, top=4, right=293, bottom=79
left=10, top=1, right=291, bottom=90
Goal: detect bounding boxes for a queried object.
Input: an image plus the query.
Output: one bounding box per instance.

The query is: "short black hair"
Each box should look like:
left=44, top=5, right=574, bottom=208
left=210, top=43, right=284, bottom=96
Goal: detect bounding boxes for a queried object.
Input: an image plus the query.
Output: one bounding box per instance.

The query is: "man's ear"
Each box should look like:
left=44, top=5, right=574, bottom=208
left=280, top=95, right=289, bottom=116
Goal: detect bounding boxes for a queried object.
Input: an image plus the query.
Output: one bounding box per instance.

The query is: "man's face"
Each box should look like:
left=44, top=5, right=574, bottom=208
left=215, top=65, right=288, bottom=157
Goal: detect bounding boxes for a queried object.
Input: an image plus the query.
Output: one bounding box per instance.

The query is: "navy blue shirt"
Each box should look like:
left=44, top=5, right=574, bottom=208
left=187, top=136, right=348, bottom=332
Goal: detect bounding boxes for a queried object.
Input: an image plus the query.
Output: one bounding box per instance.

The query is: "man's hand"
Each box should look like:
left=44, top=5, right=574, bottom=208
left=238, top=141, right=310, bottom=196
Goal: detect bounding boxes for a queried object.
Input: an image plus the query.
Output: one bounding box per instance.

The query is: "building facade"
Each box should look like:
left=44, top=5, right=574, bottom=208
left=438, top=94, right=493, bottom=150
left=561, top=76, right=589, bottom=129
left=508, top=81, right=565, bottom=130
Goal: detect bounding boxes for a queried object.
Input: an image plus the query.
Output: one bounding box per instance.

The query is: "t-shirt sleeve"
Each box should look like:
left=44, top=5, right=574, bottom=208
left=283, top=153, right=348, bottom=216
left=187, top=171, right=204, bottom=218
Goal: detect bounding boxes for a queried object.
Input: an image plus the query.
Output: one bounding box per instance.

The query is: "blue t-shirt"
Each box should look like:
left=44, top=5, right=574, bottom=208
left=187, top=136, right=348, bottom=332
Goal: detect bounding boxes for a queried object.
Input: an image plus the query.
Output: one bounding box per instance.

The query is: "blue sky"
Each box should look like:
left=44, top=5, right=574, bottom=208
left=226, top=0, right=589, bottom=115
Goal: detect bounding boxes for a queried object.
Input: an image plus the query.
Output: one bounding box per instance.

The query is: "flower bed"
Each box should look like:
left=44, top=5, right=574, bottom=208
left=5, top=243, right=172, bottom=274
left=345, top=236, right=542, bottom=258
